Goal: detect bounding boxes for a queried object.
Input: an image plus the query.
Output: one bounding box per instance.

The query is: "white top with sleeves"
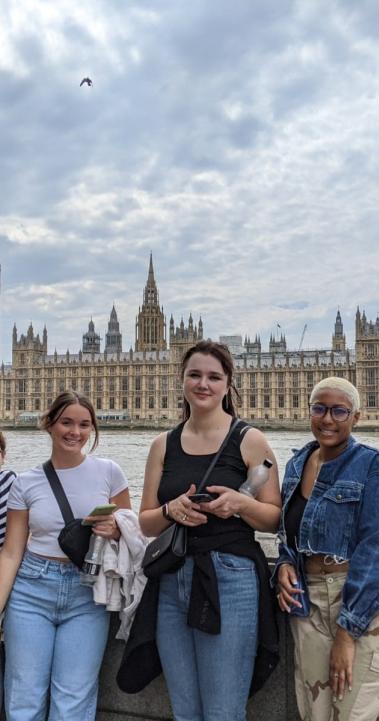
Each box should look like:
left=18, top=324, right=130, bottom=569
left=7, top=455, right=128, bottom=558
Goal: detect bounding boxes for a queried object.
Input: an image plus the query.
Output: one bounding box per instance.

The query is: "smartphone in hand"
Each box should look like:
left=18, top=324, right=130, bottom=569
left=189, top=492, right=219, bottom=503
left=81, top=503, right=117, bottom=526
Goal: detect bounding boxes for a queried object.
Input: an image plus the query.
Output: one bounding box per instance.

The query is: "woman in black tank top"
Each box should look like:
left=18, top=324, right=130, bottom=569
left=139, top=341, right=281, bottom=721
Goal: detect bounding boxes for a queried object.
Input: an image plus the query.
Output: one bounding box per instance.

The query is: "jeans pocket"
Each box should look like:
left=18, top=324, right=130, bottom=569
left=17, top=561, right=45, bottom=579
left=214, top=552, right=253, bottom=571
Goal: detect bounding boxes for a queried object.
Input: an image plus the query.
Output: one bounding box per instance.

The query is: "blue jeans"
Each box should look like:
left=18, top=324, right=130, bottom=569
left=157, top=552, right=259, bottom=721
left=3, top=551, right=110, bottom=721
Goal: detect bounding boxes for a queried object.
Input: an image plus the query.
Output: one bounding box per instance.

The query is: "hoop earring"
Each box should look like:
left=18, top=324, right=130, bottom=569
left=224, top=393, right=229, bottom=410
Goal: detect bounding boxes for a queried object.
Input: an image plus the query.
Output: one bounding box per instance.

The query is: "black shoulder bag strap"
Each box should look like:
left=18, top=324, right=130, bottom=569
left=196, top=417, right=240, bottom=493
left=43, top=460, right=75, bottom=525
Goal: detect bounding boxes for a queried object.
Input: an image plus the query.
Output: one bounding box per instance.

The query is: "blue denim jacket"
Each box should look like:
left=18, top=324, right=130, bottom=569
left=275, top=436, right=379, bottom=638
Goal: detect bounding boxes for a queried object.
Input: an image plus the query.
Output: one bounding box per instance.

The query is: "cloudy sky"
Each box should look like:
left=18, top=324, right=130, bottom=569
left=1, top=0, right=378, bottom=362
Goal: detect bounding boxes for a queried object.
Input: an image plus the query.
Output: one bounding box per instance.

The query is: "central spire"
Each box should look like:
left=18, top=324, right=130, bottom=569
left=135, top=254, right=167, bottom=351
left=143, top=252, right=159, bottom=307
left=148, top=251, right=154, bottom=282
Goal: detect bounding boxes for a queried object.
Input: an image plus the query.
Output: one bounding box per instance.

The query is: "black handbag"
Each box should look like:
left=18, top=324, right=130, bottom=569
left=142, top=522, right=187, bottom=579
left=142, top=419, right=240, bottom=579
left=43, top=460, right=92, bottom=569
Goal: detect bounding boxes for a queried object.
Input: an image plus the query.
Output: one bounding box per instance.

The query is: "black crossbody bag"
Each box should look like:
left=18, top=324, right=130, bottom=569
left=43, top=460, right=92, bottom=569
left=142, top=419, right=240, bottom=579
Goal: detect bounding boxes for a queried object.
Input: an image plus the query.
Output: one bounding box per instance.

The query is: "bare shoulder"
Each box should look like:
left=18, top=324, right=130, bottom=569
left=141, top=431, right=170, bottom=508
left=241, top=425, right=272, bottom=450
left=146, top=431, right=169, bottom=467
left=150, top=430, right=168, bottom=452
left=240, top=425, right=276, bottom=466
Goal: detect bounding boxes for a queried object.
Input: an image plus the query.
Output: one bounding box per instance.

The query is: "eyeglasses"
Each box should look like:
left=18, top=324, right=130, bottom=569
left=309, top=403, right=353, bottom=422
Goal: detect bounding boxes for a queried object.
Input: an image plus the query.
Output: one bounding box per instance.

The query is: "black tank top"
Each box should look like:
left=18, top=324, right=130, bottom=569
left=158, top=420, right=251, bottom=539
left=284, top=484, right=307, bottom=550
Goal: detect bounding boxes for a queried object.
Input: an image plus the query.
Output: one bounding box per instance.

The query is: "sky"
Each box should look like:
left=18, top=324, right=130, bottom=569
left=1, top=0, right=378, bottom=363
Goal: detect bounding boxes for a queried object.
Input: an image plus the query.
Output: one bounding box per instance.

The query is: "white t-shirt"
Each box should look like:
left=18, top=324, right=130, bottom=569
left=8, top=455, right=128, bottom=558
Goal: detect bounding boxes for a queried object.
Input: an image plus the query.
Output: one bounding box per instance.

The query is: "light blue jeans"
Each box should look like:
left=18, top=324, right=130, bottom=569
left=3, top=551, right=110, bottom=721
left=157, top=552, right=259, bottom=721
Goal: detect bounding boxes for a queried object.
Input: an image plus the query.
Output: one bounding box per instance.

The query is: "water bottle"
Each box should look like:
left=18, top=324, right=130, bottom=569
left=239, top=459, right=273, bottom=498
left=80, top=534, right=106, bottom=586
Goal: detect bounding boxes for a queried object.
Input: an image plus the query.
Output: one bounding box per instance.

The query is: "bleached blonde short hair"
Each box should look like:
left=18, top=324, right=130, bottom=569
left=309, top=377, right=360, bottom=412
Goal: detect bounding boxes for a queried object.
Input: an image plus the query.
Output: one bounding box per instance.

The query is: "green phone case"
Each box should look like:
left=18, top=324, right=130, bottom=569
left=81, top=504, right=117, bottom=526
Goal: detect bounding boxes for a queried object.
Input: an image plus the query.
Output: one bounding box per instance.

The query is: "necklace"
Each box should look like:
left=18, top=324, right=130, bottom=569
left=314, top=450, right=323, bottom=482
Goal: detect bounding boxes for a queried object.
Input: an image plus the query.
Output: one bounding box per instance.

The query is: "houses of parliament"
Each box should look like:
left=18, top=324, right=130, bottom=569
left=1, top=255, right=379, bottom=426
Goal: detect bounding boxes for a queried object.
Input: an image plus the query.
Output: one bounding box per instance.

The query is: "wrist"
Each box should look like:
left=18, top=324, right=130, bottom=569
left=336, top=626, right=355, bottom=644
left=162, top=502, right=175, bottom=523
left=238, top=492, right=256, bottom=515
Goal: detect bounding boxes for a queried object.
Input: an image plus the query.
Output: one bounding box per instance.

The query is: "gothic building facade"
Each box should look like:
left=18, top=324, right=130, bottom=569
left=1, top=257, right=378, bottom=425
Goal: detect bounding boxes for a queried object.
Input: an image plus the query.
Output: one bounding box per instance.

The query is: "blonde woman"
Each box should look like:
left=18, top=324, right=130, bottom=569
left=276, top=377, right=379, bottom=721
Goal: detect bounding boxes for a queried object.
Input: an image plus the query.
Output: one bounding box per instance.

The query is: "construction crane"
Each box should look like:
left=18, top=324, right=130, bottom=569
left=298, top=324, right=307, bottom=351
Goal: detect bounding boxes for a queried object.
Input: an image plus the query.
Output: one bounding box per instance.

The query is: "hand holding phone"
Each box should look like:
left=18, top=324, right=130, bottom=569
left=189, top=492, right=219, bottom=504
left=81, top=503, right=117, bottom=526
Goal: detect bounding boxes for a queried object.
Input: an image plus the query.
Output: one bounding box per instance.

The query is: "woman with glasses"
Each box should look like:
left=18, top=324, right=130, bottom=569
left=275, top=377, right=379, bottom=721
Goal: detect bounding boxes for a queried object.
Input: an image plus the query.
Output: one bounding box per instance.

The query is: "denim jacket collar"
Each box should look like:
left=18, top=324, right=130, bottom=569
left=292, top=434, right=357, bottom=480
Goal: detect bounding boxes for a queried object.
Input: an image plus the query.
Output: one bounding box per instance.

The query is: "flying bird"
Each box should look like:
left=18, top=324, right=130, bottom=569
left=80, top=77, right=93, bottom=87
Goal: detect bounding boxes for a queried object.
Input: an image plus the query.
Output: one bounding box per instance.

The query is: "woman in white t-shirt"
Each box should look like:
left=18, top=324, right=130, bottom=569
left=0, top=390, right=131, bottom=721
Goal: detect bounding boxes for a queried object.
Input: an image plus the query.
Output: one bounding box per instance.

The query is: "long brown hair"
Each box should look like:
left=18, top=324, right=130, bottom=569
left=181, top=340, right=240, bottom=421
left=39, top=390, right=99, bottom=452
left=0, top=431, right=6, bottom=455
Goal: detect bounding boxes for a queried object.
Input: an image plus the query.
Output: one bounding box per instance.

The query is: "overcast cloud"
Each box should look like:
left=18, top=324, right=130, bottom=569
left=1, top=0, right=378, bottom=362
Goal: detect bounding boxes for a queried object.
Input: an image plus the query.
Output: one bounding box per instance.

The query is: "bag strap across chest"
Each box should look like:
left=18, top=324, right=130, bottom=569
left=196, top=418, right=240, bottom=492
left=43, top=460, right=75, bottom=525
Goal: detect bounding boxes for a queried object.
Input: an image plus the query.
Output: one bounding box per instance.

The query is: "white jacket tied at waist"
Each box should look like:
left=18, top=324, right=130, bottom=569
left=93, top=508, right=148, bottom=641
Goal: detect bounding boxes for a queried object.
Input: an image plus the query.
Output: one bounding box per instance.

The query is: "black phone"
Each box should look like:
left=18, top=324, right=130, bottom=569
left=189, top=492, right=219, bottom=503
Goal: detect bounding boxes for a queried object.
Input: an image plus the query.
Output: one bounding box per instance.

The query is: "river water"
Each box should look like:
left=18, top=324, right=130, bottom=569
left=5, top=428, right=378, bottom=555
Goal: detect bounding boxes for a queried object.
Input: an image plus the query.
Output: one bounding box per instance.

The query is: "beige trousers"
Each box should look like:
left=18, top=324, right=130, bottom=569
left=290, top=572, right=379, bottom=721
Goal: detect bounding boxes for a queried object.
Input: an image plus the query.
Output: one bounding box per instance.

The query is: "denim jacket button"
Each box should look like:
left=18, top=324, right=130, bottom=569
left=336, top=494, right=342, bottom=500
left=327, top=577, right=334, bottom=584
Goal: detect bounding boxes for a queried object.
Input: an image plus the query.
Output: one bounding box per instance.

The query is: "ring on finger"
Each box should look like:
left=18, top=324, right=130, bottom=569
left=181, top=513, right=188, bottom=522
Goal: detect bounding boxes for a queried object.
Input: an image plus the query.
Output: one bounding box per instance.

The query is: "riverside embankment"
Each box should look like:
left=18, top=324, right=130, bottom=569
left=5, top=429, right=378, bottom=720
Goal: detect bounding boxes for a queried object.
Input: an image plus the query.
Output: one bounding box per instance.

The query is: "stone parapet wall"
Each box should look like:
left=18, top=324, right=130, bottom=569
left=97, top=612, right=301, bottom=721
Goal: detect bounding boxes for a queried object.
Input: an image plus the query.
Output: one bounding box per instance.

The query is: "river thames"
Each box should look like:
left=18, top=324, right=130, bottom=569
left=4, top=428, right=378, bottom=555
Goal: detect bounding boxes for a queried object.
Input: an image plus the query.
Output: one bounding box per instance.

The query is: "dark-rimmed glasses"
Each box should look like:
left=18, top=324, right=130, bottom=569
left=309, top=403, right=352, bottom=422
